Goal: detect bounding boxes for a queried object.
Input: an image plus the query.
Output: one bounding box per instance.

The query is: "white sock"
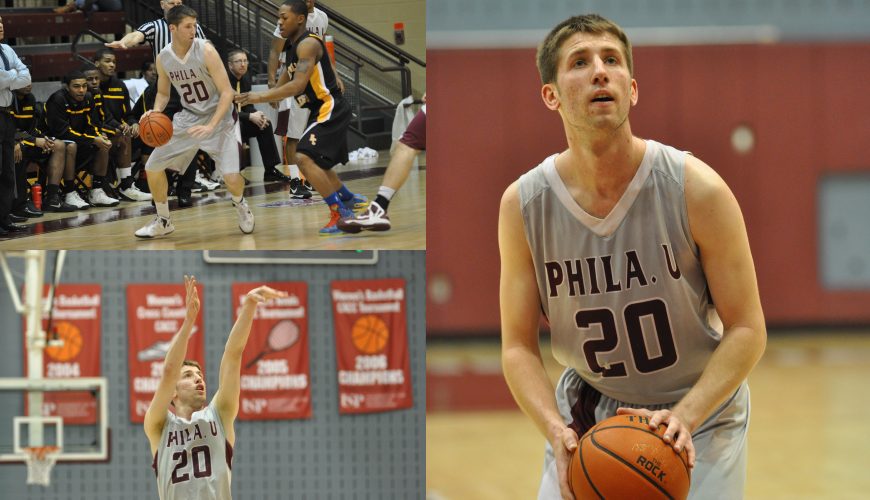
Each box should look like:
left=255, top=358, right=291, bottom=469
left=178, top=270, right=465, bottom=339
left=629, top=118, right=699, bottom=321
left=118, top=166, right=132, bottom=179
left=377, top=186, right=397, bottom=201
left=288, top=164, right=300, bottom=178
left=155, top=202, right=170, bottom=219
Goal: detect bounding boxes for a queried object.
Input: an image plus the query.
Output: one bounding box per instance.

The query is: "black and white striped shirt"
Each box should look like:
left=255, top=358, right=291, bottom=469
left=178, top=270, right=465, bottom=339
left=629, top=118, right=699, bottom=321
left=136, top=18, right=207, bottom=60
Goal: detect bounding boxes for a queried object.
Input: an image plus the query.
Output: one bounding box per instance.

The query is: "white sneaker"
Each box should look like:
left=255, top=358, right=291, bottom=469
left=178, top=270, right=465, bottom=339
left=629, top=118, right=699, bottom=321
left=337, top=201, right=391, bottom=233
left=65, top=191, right=91, bottom=209
left=89, top=188, right=120, bottom=207
left=134, top=216, right=175, bottom=238
left=196, top=171, right=221, bottom=191
left=233, top=198, right=255, bottom=234
left=120, top=184, right=153, bottom=201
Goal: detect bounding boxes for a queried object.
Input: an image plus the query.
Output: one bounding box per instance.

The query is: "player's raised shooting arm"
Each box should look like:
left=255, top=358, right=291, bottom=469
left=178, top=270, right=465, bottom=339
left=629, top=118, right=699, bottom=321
left=672, top=155, right=767, bottom=432
left=152, top=58, right=171, bottom=114
left=202, top=41, right=236, bottom=131
left=214, top=286, right=288, bottom=429
left=143, top=276, right=200, bottom=449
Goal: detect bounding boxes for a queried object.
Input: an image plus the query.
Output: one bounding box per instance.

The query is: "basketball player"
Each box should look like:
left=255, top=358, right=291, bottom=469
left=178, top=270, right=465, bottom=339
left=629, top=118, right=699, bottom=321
left=498, top=14, right=767, bottom=500
left=145, top=275, right=287, bottom=499
left=135, top=5, right=254, bottom=238
left=235, top=0, right=366, bottom=236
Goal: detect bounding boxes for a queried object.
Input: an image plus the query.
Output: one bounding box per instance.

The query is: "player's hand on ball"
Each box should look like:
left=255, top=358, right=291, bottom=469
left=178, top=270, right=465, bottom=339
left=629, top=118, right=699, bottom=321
left=188, top=124, right=214, bottom=139
left=616, top=407, right=696, bottom=468
left=549, top=425, right=579, bottom=500
left=245, top=286, right=288, bottom=305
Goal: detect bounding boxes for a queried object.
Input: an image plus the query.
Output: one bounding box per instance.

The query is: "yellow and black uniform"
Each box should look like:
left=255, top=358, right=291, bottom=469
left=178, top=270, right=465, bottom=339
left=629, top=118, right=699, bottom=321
left=11, top=92, right=46, bottom=213
left=98, top=75, right=134, bottom=136
left=284, top=30, right=350, bottom=169
left=44, top=87, right=101, bottom=166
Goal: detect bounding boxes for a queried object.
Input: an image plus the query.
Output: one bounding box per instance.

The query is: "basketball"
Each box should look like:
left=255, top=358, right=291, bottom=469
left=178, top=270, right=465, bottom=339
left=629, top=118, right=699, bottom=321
left=139, top=112, right=173, bottom=147
left=351, top=315, right=389, bottom=354
left=44, top=321, right=83, bottom=362
left=569, top=414, right=691, bottom=499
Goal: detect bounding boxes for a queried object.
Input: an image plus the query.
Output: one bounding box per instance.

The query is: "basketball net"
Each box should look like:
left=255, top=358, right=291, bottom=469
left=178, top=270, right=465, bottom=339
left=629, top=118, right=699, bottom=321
left=24, top=446, right=60, bottom=486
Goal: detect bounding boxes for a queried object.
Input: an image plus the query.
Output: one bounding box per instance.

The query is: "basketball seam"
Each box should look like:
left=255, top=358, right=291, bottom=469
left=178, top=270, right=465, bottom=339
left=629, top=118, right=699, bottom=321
left=593, top=424, right=691, bottom=480
left=590, top=429, right=676, bottom=500
left=578, top=433, right=605, bottom=499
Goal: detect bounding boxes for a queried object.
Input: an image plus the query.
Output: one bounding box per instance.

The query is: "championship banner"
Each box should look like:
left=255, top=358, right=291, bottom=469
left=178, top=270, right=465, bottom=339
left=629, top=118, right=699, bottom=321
left=22, top=284, right=102, bottom=424
left=234, top=282, right=311, bottom=420
left=331, top=279, right=412, bottom=414
left=127, top=283, right=205, bottom=423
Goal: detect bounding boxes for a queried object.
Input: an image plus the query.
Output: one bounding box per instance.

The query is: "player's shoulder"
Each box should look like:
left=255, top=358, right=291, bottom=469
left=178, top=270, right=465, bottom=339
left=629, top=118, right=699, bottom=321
left=683, top=151, right=729, bottom=202
left=501, top=154, right=558, bottom=210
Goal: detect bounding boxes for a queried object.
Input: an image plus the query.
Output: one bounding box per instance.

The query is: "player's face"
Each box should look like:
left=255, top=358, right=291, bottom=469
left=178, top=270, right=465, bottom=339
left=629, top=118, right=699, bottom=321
left=543, top=32, right=637, bottom=132
left=0, top=16, right=5, bottom=41
left=67, top=79, right=88, bottom=101
left=160, top=0, right=183, bottom=18
left=176, top=366, right=206, bottom=407
left=96, top=54, right=116, bottom=77
left=172, top=16, right=198, bottom=43
left=277, top=5, right=305, bottom=39
left=84, top=70, right=101, bottom=92
left=306, top=0, right=315, bottom=12
left=143, top=63, right=157, bottom=85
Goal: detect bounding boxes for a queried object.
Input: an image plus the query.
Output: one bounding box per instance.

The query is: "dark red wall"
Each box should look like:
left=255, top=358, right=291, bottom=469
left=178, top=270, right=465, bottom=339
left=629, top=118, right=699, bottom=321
left=427, top=43, right=870, bottom=335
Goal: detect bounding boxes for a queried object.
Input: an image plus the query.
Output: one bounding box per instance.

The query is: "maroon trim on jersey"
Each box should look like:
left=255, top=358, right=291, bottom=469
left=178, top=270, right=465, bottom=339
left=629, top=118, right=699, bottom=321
left=152, top=451, right=158, bottom=477
left=225, top=440, right=234, bottom=470
left=568, top=382, right=601, bottom=438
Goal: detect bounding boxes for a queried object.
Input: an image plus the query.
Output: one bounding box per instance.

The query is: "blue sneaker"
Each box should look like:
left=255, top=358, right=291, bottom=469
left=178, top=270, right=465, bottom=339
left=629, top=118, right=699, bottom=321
left=319, top=205, right=354, bottom=236
left=342, top=193, right=369, bottom=212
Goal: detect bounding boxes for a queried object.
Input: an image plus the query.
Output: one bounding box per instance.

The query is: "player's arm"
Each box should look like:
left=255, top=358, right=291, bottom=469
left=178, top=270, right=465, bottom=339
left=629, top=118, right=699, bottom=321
left=267, top=36, right=285, bottom=87
left=499, top=181, right=577, bottom=500
left=213, top=286, right=288, bottom=442
left=236, top=38, right=319, bottom=105
left=143, top=276, right=201, bottom=453
left=188, top=42, right=235, bottom=138
left=149, top=57, right=171, bottom=116
left=105, top=30, right=145, bottom=49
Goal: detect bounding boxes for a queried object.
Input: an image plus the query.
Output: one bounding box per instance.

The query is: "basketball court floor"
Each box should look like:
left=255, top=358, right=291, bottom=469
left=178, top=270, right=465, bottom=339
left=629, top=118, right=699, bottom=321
left=426, top=331, right=870, bottom=499
left=0, top=152, right=425, bottom=250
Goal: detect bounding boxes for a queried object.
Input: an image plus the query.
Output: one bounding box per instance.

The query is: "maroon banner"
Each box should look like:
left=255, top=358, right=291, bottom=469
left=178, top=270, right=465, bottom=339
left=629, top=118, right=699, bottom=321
left=234, top=282, right=311, bottom=420
left=331, top=279, right=412, bottom=414
left=22, top=284, right=101, bottom=424
left=127, top=284, right=205, bottom=423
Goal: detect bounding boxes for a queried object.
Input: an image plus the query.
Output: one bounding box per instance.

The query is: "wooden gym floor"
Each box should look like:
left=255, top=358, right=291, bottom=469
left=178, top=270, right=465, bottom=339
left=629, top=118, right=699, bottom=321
left=0, top=153, right=425, bottom=250
left=426, top=330, right=870, bottom=499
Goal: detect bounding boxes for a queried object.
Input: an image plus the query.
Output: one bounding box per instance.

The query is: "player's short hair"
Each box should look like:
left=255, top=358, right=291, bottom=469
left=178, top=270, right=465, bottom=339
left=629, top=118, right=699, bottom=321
left=78, top=62, right=98, bottom=73
left=226, top=49, right=247, bottom=63
left=166, top=4, right=197, bottom=26
left=93, top=47, right=115, bottom=62
left=536, top=13, right=633, bottom=85
left=141, top=60, right=155, bottom=73
left=182, top=359, right=203, bottom=374
left=63, top=70, right=86, bottom=84
left=283, top=0, right=308, bottom=18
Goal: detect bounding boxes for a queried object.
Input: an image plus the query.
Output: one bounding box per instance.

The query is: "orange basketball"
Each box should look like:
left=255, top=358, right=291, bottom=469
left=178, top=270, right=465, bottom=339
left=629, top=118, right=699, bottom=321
left=351, top=315, right=389, bottom=354
left=569, top=415, right=691, bottom=499
left=139, top=111, right=173, bottom=147
left=44, top=321, right=83, bottom=362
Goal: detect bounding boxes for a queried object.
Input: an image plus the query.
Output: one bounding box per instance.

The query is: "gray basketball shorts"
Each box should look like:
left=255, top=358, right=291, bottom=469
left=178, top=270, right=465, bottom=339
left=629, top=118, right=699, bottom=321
left=538, top=368, right=749, bottom=500
left=145, top=109, right=242, bottom=175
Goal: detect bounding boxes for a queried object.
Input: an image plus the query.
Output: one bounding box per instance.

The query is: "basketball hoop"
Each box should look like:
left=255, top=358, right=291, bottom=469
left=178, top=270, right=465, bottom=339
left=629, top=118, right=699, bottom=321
left=24, top=446, right=60, bottom=486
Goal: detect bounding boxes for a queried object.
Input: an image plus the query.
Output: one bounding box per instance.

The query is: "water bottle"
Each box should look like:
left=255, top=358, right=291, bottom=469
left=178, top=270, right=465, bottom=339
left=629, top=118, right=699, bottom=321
left=31, top=184, right=42, bottom=211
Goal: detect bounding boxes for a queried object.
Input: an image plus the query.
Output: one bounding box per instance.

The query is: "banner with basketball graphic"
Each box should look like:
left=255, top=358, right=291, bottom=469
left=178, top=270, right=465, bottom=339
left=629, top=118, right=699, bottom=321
left=126, top=283, right=205, bottom=423
left=22, top=284, right=101, bottom=424
left=331, top=279, right=412, bottom=414
left=234, top=282, right=311, bottom=420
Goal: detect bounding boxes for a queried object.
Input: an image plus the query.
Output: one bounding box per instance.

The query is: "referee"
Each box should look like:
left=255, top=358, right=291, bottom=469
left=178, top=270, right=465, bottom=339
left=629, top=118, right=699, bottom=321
left=0, top=15, right=31, bottom=236
left=105, top=0, right=207, bottom=206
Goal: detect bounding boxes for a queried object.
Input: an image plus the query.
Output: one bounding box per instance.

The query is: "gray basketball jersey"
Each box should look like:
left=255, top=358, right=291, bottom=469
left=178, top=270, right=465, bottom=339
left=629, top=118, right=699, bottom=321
left=153, top=402, right=233, bottom=500
left=518, top=139, right=722, bottom=405
left=157, top=38, right=230, bottom=120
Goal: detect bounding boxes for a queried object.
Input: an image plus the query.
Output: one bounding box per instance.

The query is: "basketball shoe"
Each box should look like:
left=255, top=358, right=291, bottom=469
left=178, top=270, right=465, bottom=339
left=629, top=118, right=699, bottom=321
left=338, top=201, right=391, bottom=233
left=289, top=178, right=313, bottom=199
left=233, top=198, right=255, bottom=234
left=135, top=216, right=175, bottom=238
left=319, top=204, right=354, bottom=236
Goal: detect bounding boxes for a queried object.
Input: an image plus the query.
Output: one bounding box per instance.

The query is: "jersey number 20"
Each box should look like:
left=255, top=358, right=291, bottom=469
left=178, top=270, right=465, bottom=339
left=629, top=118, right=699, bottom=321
left=170, top=445, right=212, bottom=484
left=180, top=82, right=209, bottom=105
left=577, top=298, right=678, bottom=377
